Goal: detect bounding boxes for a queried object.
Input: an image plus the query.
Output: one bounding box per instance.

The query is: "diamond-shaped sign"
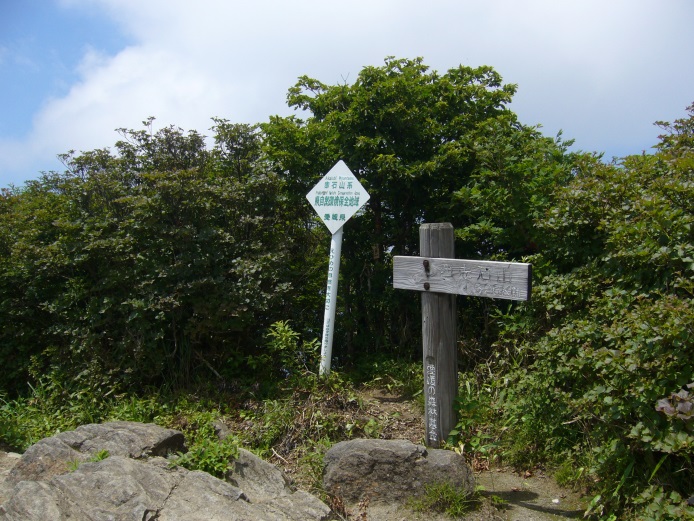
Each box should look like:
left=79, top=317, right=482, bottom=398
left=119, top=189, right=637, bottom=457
left=306, top=160, right=370, bottom=235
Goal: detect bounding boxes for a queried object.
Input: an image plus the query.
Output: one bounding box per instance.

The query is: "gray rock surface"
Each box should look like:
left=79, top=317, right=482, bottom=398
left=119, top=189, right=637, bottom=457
left=229, top=448, right=293, bottom=502
left=323, top=438, right=475, bottom=505
left=0, top=422, right=331, bottom=521
left=7, top=421, right=185, bottom=485
left=0, top=452, right=20, bottom=505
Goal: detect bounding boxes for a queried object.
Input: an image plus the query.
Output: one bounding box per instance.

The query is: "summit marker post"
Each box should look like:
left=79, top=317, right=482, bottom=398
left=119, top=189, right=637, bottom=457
left=393, top=223, right=532, bottom=447
left=307, top=160, right=370, bottom=376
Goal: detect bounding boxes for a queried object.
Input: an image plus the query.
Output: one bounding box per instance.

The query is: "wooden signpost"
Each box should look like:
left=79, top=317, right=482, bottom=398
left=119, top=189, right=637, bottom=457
left=393, top=223, right=532, bottom=447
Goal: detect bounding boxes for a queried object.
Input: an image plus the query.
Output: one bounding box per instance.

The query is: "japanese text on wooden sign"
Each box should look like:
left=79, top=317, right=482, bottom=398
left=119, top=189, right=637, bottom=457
left=393, top=257, right=531, bottom=301
left=425, top=361, right=438, bottom=443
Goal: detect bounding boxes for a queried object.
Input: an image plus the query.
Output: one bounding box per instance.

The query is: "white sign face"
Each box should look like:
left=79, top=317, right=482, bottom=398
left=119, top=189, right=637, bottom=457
left=306, top=160, right=370, bottom=235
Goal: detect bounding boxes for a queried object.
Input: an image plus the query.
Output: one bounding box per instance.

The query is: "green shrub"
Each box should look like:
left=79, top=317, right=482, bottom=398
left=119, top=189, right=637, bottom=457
left=297, top=437, right=332, bottom=498
left=249, top=320, right=320, bottom=380
left=0, top=121, right=315, bottom=396
left=491, top=104, right=694, bottom=519
left=449, top=374, right=501, bottom=465
left=410, top=482, right=480, bottom=517
left=170, top=437, right=239, bottom=479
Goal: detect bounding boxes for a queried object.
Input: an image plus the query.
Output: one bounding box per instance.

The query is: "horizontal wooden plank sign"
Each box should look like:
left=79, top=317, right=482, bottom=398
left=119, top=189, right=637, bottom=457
left=394, top=224, right=533, bottom=447
left=393, top=256, right=532, bottom=301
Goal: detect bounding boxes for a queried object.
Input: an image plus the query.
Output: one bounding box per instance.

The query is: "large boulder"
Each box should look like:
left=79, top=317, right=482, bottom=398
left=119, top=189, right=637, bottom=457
left=7, top=421, right=185, bottom=485
left=0, top=422, right=331, bottom=521
left=323, top=438, right=475, bottom=505
left=229, top=448, right=292, bottom=502
left=0, top=452, right=20, bottom=505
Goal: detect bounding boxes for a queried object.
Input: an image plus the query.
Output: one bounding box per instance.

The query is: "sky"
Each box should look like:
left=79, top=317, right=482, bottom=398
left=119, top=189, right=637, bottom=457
left=1, top=0, right=693, bottom=188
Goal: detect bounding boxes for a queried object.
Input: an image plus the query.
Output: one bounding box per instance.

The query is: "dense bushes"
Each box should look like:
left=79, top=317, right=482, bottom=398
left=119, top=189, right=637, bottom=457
left=263, top=57, right=574, bottom=359
left=490, top=106, right=694, bottom=519
left=0, top=121, right=321, bottom=395
left=1, top=57, right=692, bottom=519
left=1, top=59, right=574, bottom=395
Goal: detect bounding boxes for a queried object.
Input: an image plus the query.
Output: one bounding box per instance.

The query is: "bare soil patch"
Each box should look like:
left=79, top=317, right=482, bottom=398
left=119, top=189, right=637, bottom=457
left=267, top=386, right=589, bottom=520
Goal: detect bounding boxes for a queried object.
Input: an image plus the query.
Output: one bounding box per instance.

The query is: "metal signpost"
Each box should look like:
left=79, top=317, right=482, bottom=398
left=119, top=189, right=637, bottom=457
left=306, top=160, right=370, bottom=376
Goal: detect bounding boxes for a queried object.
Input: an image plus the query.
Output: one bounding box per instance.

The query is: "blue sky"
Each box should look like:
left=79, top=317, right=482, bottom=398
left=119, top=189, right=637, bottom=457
left=0, top=2, right=128, bottom=137
left=1, top=0, right=693, bottom=188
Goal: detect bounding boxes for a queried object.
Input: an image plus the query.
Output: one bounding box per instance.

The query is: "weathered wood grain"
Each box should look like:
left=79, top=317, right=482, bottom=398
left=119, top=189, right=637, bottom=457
left=420, top=223, right=457, bottom=448
left=394, top=256, right=532, bottom=301
left=394, top=223, right=533, bottom=448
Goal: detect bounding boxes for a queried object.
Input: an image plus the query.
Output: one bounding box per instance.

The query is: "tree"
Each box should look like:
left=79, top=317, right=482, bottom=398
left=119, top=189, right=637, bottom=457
left=0, top=120, right=315, bottom=395
left=263, top=57, right=574, bottom=360
left=494, top=104, right=694, bottom=518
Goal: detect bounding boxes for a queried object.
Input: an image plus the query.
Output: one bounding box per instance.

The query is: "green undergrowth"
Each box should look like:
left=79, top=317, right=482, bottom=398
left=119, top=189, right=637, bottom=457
left=0, top=351, right=420, bottom=498
left=409, top=482, right=483, bottom=518
left=169, top=436, right=240, bottom=479
left=67, top=449, right=110, bottom=472
left=351, top=353, right=422, bottom=397
left=451, top=358, right=694, bottom=521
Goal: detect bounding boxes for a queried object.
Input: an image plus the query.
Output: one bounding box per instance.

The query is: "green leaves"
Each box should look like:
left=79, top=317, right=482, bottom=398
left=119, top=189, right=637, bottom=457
left=170, top=436, right=239, bottom=479
left=494, top=103, right=694, bottom=518
left=0, top=121, right=313, bottom=394
left=264, top=57, right=561, bottom=358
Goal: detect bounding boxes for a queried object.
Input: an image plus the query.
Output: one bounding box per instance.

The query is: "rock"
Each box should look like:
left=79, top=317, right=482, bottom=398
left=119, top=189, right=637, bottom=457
left=228, top=448, right=292, bottom=502
left=0, top=422, right=331, bottom=521
left=0, top=452, right=20, bottom=505
left=227, top=449, right=330, bottom=519
left=1, top=456, right=244, bottom=520
left=212, top=419, right=232, bottom=440
left=7, top=421, right=185, bottom=484
left=255, top=490, right=334, bottom=521
left=323, top=438, right=475, bottom=505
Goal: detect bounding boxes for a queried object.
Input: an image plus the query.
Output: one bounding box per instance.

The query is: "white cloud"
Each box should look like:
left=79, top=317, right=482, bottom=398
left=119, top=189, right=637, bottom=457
left=2, top=0, right=693, bottom=186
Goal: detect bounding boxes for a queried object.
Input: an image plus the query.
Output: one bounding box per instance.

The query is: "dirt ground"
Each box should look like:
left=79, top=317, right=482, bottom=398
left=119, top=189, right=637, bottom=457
left=324, top=389, right=588, bottom=521
left=345, top=470, right=587, bottom=521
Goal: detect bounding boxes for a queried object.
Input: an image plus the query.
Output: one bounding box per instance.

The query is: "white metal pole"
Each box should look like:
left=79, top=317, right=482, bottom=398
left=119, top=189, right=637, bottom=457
left=319, top=226, right=344, bottom=376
